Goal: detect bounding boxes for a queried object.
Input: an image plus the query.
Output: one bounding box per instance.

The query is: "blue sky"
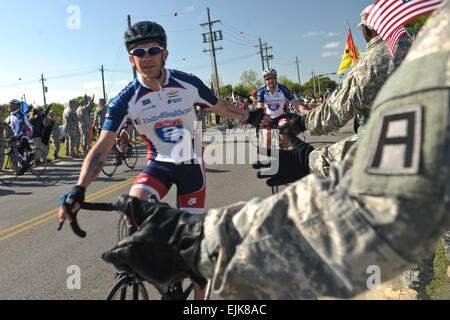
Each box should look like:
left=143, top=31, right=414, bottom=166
left=0, top=0, right=374, bottom=105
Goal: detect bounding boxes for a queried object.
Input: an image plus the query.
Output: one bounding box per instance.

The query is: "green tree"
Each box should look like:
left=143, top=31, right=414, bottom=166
left=405, top=14, right=431, bottom=31
left=219, top=84, right=233, bottom=98
left=239, top=70, right=263, bottom=89
left=278, top=76, right=301, bottom=95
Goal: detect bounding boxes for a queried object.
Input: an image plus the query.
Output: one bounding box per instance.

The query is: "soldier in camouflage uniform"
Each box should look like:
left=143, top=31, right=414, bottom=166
left=100, top=1, right=450, bottom=300
left=62, top=100, right=80, bottom=157
left=93, top=98, right=107, bottom=141
left=304, top=4, right=412, bottom=177
left=76, top=95, right=95, bottom=154
left=48, top=111, right=61, bottom=160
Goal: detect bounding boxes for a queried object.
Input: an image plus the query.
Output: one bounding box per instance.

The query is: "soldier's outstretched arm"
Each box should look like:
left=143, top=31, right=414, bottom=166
left=196, top=3, right=450, bottom=299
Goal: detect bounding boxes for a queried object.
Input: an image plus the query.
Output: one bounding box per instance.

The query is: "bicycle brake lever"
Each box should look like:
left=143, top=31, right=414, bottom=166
left=58, top=203, right=87, bottom=238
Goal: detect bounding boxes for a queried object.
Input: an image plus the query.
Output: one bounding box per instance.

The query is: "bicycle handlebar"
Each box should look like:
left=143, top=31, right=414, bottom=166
left=58, top=195, right=159, bottom=238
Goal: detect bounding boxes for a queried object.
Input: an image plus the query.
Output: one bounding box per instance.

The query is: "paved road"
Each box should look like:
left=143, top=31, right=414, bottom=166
left=0, top=121, right=354, bottom=300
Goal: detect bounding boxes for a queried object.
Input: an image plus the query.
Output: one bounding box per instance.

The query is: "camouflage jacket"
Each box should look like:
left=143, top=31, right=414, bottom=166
left=76, top=100, right=94, bottom=130
left=62, top=107, right=79, bottom=131
left=93, top=104, right=107, bottom=130
left=304, top=34, right=412, bottom=136
left=197, top=2, right=450, bottom=299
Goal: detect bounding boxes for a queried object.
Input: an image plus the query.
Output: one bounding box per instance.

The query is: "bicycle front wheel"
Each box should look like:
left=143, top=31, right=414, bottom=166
left=106, top=274, right=149, bottom=300
left=124, top=141, right=139, bottom=169
left=29, top=148, right=47, bottom=177
left=0, top=153, right=18, bottom=185
left=102, top=147, right=118, bottom=177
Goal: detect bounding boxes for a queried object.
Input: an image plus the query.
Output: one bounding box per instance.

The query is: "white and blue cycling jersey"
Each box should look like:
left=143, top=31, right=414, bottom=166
left=102, top=69, right=218, bottom=163
left=9, top=109, right=33, bottom=140
left=257, top=83, right=295, bottom=119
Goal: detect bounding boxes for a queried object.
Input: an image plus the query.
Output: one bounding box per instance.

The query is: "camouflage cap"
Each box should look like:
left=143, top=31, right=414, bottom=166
left=357, top=4, right=374, bottom=29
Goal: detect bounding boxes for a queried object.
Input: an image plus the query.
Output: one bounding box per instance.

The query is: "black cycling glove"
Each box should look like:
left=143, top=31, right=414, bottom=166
left=246, top=108, right=265, bottom=128
left=59, top=185, right=86, bottom=211
left=256, top=140, right=314, bottom=187
left=102, top=195, right=207, bottom=288
left=286, top=113, right=307, bottom=135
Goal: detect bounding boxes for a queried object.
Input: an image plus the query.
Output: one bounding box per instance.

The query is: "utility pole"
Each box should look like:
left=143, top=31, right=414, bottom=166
left=263, top=42, right=273, bottom=68
left=127, top=15, right=137, bottom=79
left=200, top=8, right=222, bottom=97
left=100, top=65, right=107, bottom=101
left=312, top=71, right=316, bottom=97
left=295, top=56, right=301, bottom=94
left=40, top=74, right=47, bottom=107
left=255, top=38, right=265, bottom=71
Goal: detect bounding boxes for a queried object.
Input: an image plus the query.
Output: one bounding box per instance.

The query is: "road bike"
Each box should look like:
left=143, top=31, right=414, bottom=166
left=58, top=195, right=211, bottom=300
left=102, top=139, right=139, bottom=177
left=0, top=139, right=47, bottom=185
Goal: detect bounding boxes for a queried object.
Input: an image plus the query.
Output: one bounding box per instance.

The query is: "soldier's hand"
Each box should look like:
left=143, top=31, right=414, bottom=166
left=102, top=195, right=207, bottom=288
left=254, top=140, right=314, bottom=186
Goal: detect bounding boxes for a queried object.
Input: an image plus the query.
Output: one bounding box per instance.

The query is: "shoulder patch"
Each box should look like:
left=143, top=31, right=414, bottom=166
left=366, top=105, right=423, bottom=175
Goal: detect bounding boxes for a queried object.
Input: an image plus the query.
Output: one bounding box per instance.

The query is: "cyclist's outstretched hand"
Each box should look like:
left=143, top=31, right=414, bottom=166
left=102, top=195, right=207, bottom=288
left=254, top=140, right=314, bottom=187
left=58, top=186, right=86, bottom=223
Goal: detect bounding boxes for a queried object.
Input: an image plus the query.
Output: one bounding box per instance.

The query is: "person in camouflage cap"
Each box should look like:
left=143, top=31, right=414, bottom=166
left=62, top=100, right=80, bottom=157
left=93, top=98, right=107, bottom=140
left=76, top=94, right=95, bottom=154
left=100, top=1, right=450, bottom=300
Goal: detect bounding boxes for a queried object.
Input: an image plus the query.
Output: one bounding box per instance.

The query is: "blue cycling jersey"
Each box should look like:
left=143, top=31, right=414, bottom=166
left=103, top=69, right=218, bottom=163
left=9, top=109, right=33, bottom=140
left=257, top=83, right=295, bottom=119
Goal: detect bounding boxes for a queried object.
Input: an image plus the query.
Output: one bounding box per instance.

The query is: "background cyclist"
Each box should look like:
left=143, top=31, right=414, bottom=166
left=256, top=68, right=308, bottom=151
left=59, top=20, right=268, bottom=300
left=8, top=99, right=33, bottom=175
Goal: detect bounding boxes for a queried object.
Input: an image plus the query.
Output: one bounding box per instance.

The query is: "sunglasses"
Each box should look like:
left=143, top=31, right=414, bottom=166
left=130, top=46, right=164, bottom=57
left=265, top=77, right=277, bottom=81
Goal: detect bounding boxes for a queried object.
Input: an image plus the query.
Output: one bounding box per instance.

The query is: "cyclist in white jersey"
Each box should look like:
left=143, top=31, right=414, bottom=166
left=59, top=21, right=268, bottom=300
left=257, top=68, right=309, bottom=149
left=8, top=99, right=33, bottom=175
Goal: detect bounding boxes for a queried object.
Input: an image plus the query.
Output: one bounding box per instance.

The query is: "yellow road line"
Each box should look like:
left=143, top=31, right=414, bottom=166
left=0, top=178, right=135, bottom=243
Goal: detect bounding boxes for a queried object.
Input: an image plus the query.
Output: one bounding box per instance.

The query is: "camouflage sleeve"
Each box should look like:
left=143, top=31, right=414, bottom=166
left=304, top=35, right=411, bottom=136
left=197, top=3, right=450, bottom=300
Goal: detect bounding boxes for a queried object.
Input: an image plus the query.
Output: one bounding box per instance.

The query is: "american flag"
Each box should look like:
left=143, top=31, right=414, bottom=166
left=386, top=26, right=407, bottom=58
left=366, top=0, right=443, bottom=42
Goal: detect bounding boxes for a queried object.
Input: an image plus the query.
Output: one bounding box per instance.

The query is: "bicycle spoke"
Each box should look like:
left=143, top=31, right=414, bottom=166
left=0, top=153, right=18, bottom=185
left=29, top=148, right=47, bottom=177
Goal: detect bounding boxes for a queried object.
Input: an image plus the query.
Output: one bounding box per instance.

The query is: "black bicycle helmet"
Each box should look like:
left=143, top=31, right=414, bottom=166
left=124, top=21, right=167, bottom=53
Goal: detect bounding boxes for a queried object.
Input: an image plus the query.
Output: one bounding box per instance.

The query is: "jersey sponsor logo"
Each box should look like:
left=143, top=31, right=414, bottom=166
left=137, top=177, right=148, bottom=183
left=105, top=112, right=110, bottom=119
left=187, top=197, right=197, bottom=206
left=366, top=105, right=422, bottom=175
left=142, top=98, right=152, bottom=105
left=267, top=103, right=280, bottom=112
left=167, top=90, right=179, bottom=97
left=141, top=104, right=156, bottom=112
left=142, top=107, right=192, bottom=124
left=168, top=98, right=183, bottom=104
left=154, top=119, right=184, bottom=143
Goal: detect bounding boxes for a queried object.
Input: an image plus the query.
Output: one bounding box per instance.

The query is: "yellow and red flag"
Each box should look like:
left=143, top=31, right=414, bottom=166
left=338, top=28, right=360, bottom=74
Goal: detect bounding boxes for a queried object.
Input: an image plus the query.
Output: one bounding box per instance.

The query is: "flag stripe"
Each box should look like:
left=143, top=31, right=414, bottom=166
left=379, top=1, right=441, bottom=40
left=386, top=27, right=406, bottom=58
left=367, top=0, right=442, bottom=41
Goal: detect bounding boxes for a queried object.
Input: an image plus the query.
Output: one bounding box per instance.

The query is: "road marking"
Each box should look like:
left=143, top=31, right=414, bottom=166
left=0, top=178, right=135, bottom=243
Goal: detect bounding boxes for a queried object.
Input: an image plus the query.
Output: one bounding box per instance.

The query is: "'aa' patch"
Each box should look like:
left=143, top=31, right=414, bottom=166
left=366, top=105, right=423, bottom=175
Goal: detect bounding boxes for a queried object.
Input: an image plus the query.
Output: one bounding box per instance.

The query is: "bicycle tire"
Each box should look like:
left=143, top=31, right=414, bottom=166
left=28, top=148, right=47, bottom=177
left=105, top=274, right=149, bottom=300
left=102, top=147, right=118, bottom=177
left=123, top=140, right=139, bottom=169
left=0, top=152, right=18, bottom=185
